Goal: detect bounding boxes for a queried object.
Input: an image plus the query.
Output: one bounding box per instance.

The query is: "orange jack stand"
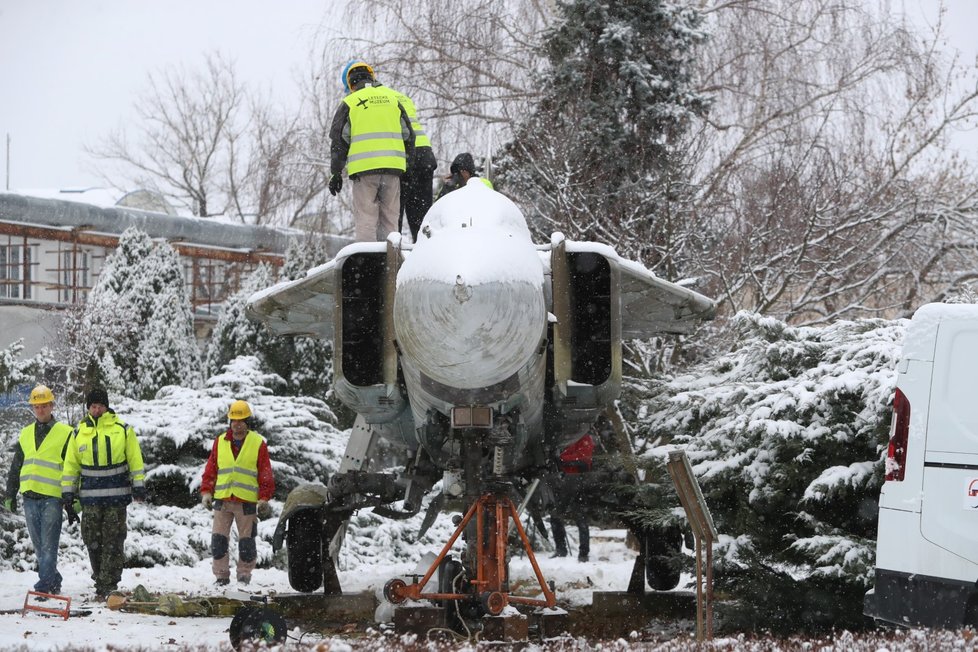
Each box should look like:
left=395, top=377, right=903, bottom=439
left=385, top=492, right=556, bottom=615
left=22, top=591, right=72, bottom=620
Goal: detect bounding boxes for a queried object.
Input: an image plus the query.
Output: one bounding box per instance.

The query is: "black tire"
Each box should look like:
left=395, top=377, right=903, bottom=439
left=285, top=509, right=324, bottom=593
left=645, top=526, right=682, bottom=591
left=229, top=605, right=287, bottom=650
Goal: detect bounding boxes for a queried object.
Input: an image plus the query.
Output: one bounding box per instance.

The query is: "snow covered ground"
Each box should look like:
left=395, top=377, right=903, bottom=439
left=0, top=526, right=643, bottom=650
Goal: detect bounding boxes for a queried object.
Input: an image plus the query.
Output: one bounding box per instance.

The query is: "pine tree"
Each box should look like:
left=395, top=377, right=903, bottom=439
left=73, top=227, right=202, bottom=399
left=498, top=0, right=708, bottom=275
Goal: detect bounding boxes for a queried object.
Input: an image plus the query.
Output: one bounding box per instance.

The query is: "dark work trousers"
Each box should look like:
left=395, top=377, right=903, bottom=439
left=551, top=512, right=590, bottom=560
left=400, top=167, right=434, bottom=242
left=80, top=504, right=128, bottom=594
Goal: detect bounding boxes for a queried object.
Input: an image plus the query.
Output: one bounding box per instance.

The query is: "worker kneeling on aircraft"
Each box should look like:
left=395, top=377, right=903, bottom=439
left=200, top=400, right=275, bottom=586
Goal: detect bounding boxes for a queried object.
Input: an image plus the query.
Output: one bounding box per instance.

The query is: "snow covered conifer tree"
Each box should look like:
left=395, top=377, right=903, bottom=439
left=498, top=0, right=708, bottom=275
left=0, top=341, right=54, bottom=395
left=635, top=312, right=905, bottom=631
left=72, top=227, right=202, bottom=399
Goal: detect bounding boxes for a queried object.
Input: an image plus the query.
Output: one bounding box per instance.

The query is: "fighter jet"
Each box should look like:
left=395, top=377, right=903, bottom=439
left=247, top=179, right=715, bottom=611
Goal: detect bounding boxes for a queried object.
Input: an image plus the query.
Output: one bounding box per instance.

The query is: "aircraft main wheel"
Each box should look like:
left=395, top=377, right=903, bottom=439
left=480, top=591, right=507, bottom=616
left=384, top=578, right=408, bottom=604
left=229, top=605, right=287, bottom=650
left=285, top=509, right=324, bottom=593
left=645, top=526, right=683, bottom=591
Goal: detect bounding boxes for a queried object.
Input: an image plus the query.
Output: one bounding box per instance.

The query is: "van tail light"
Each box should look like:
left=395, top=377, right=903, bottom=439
left=885, top=387, right=910, bottom=481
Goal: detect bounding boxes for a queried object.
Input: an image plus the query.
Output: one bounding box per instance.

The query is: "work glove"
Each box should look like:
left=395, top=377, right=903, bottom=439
left=328, top=174, right=343, bottom=196
left=2, top=496, right=14, bottom=512
left=201, top=493, right=213, bottom=510
left=256, top=500, right=272, bottom=520
left=132, top=486, right=147, bottom=502
left=64, top=501, right=80, bottom=526
left=61, top=493, right=76, bottom=515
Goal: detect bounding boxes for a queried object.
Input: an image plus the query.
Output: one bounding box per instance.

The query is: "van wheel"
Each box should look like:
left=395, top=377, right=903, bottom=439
left=285, top=509, right=324, bottom=593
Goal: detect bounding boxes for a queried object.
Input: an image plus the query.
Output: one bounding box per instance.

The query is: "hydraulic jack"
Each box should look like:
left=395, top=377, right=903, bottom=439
left=384, top=491, right=556, bottom=615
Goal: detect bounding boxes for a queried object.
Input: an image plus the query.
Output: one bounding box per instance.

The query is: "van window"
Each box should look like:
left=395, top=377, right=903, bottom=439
left=927, top=328, right=978, bottom=454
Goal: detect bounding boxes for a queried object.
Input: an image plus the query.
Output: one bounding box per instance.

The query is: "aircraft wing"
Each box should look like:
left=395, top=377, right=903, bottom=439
left=559, top=240, right=716, bottom=338
left=246, top=259, right=339, bottom=339
left=616, top=257, right=716, bottom=337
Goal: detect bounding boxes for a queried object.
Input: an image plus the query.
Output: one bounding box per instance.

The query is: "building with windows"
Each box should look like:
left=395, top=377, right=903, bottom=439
left=0, top=190, right=348, bottom=354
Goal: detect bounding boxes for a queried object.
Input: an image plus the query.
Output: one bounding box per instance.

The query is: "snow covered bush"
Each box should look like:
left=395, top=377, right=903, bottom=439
left=114, top=355, right=346, bottom=506
left=0, top=340, right=54, bottom=396
left=635, top=312, right=906, bottom=632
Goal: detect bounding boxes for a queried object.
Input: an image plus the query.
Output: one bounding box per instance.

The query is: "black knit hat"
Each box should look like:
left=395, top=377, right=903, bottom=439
left=450, top=153, right=476, bottom=175
left=86, top=388, right=109, bottom=409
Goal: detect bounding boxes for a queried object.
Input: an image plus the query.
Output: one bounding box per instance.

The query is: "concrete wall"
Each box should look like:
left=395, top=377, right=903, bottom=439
left=1, top=304, right=64, bottom=357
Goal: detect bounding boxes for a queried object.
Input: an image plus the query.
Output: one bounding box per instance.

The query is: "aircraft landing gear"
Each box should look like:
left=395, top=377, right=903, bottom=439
left=384, top=491, right=556, bottom=615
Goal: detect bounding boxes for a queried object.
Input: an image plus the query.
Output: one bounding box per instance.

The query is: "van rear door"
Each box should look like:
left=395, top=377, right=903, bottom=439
left=920, top=318, right=978, bottom=564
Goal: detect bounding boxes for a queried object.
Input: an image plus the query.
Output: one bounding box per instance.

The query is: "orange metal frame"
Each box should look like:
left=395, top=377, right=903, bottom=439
left=22, top=591, right=71, bottom=620
left=388, top=492, right=556, bottom=614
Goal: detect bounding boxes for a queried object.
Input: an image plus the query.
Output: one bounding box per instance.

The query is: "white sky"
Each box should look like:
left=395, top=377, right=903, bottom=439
left=0, top=1, right=333, bottom=190
left=0, top=1, right=976, bottom=191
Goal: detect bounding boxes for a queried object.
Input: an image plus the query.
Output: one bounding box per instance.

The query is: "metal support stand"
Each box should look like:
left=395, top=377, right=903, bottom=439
left=385, top=492, right=556, bottom=615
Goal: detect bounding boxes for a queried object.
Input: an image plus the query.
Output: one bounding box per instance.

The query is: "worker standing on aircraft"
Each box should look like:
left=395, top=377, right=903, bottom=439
left=436, top=152, right=494, bottom=200
left=199, top=400, right=275, bottom=586
left=371, top=78, right=437, bottom=242
left=328, top=61, right=415, bottom=242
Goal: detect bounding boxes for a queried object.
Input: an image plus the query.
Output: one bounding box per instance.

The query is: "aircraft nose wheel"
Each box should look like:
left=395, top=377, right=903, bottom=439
left=229, top=605, right=287, bottom=650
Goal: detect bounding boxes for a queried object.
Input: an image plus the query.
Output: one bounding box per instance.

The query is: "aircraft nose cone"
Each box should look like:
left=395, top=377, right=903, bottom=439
left=395, top=228, right=545, bottom=390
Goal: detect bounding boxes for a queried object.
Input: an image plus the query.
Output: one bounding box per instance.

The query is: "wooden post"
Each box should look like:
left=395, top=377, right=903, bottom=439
left=666, top=449, right=718, bottom=642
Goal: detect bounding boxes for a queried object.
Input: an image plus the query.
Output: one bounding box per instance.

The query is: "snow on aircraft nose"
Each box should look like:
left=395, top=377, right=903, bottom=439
left=394, top=224, right=545, bottom=390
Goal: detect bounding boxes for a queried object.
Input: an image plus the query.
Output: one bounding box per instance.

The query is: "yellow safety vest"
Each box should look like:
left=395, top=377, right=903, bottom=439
left=343, top=86, right=407, bottom=176
left=63, top=411, right=145, bottom=505
left=18, top=421, right=73, bottom=497
left=214, top=431, right=263, bottom=503
left=389, top=91, right=431, bottom=149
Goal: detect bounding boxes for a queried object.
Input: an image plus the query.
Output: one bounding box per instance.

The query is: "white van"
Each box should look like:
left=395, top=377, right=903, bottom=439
left=865, top=303, right=978, bottom=627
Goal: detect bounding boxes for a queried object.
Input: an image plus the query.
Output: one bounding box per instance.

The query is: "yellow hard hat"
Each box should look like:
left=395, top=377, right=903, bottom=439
left=228, top=400, right=252, bottom=420
left=28, top=385, right=55, bottom=405
left=342, top=60, right=375, bottom=92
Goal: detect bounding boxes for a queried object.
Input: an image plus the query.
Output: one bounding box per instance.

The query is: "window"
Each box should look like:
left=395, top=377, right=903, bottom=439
left=59, top=248, right=91, bottom=303
left=0, top=244, right=34, bottom=299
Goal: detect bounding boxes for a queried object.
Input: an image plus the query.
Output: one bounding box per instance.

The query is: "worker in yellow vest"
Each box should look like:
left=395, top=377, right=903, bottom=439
left=375, top=81, right=437, bottom=242
left=328, top=61, right=415, bottom=242
left=3, top=385, right=75, bottom=595
left=62, top=387, right=146, bottom=600
left=199, top=400, right=275, bottom=586
left=436, top=152, right=495, bottom=200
